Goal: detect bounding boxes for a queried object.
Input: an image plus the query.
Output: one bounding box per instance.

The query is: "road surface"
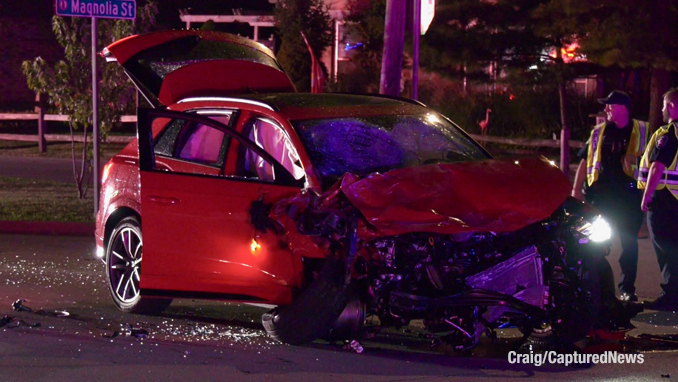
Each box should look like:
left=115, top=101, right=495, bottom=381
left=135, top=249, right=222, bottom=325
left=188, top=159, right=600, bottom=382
left=0, top=234, right=677, bottom=381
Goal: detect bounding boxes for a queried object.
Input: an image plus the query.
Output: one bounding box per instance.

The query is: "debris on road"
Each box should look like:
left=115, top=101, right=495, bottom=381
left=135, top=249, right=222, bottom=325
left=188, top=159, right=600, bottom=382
left=347, top=340, right=364, bottom=354
left=0, top=315, right=41, bottom=329
left=101, top=330, right=120, bottom=339
left=126, top=324, right=149, bottom=338
left=12, top=299, right=32, bottom=312
left=0, top=315, right=14, bottom=328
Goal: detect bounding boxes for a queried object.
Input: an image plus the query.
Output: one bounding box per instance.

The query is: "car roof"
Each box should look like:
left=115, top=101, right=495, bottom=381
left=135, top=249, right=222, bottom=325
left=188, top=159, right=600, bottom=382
left=183, top=93, right=431, bottom=120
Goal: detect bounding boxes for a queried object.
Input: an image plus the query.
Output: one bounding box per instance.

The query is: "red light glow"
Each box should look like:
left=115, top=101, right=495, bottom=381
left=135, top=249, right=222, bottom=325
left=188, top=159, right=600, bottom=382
left=102, top=162, right=114, bottom=184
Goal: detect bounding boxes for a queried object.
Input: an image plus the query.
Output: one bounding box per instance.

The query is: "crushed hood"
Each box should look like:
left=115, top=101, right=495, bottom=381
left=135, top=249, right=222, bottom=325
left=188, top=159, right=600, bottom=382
left=338, top=156, right=571, bottom=236
left=268, top=156, right=572, bottom=256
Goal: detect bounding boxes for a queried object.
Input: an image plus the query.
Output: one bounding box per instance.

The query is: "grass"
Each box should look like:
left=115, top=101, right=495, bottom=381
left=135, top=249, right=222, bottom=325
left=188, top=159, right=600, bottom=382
left=0, top=139, right=128, bottom=223
left=0, top=176, right=94, bottom=222
left=0, top=140, right=127, bottom=160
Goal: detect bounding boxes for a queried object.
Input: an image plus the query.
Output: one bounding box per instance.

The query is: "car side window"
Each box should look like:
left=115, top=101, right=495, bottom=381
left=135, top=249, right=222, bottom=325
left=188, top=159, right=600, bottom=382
left=177, top=123, right=227, bottom=165
left=153, top=114, right=234, bottom=170
left=154, top=118, right=184, bottom=156
left=237, top=118, right=305, bottom=182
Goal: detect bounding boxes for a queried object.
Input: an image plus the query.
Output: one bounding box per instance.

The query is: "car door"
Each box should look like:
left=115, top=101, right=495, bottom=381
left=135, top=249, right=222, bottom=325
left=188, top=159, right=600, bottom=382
left=136, top=108, right=305, bottom=303
left=101, top=31, right=296, bottom=108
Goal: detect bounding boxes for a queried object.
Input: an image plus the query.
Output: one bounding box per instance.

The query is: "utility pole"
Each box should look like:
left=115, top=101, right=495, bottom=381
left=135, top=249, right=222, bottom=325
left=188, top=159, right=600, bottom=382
left=559, top=81, right=570, bottom=174
left=380, top=0, right=407, bottom=97
left=412, top=0, right=420, bottom=100
left=556, top=46, right=570, bottom=175
left=92, top=17, right=100, bottom=215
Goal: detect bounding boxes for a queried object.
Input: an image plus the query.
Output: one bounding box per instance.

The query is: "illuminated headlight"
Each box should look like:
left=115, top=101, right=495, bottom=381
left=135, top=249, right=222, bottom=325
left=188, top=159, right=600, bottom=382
left=576, top=215, right=612, bottom=243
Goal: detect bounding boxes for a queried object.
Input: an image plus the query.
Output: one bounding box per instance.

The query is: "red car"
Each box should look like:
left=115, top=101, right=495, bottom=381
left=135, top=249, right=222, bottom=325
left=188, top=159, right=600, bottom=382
left=96, top=31, right=621, bottom=348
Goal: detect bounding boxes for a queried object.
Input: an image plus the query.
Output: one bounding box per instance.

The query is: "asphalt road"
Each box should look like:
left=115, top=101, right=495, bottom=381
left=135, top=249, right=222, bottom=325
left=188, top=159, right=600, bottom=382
left=0, top=234, right=677, bottom=381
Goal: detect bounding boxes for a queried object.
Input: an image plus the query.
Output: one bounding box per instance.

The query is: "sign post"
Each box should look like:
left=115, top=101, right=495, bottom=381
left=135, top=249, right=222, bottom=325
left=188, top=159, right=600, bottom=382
left=412, top=0, right=434, bottom=101
left=56, top=0, right=136, bottom=216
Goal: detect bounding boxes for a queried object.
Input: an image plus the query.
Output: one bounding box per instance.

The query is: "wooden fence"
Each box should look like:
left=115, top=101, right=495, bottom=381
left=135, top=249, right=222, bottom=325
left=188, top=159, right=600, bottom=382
left=0, top=111, right=588, bottom=150
left=0, top=112, right=136, bottom=149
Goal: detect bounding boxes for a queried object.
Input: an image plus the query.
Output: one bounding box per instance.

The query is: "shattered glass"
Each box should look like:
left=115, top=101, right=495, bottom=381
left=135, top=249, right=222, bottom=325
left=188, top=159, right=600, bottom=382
left=294, top=114, right=488, bottom=187
left=127, top=36, right=279, bottom=95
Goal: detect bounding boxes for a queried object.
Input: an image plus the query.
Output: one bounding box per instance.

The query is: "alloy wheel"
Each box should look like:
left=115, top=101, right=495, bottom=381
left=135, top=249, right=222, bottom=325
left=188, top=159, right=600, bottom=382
left=108, top=226, right=142, bottom=303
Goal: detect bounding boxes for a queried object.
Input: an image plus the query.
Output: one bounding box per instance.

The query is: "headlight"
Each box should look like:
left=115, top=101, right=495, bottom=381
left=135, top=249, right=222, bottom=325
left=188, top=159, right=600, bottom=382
left=576, top=215, right=612, bottom=243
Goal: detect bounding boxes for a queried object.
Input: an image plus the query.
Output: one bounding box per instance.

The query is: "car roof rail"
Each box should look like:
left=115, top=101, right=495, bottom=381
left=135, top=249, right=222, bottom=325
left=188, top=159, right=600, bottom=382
left=330, top=92, right=427, bottom=107
left=177, top=97, right=278, bottom=111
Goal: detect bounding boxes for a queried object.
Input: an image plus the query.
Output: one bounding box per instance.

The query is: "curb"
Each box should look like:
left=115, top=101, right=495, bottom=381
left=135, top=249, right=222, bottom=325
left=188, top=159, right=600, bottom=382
left=0, top=221, right=95, bottom=237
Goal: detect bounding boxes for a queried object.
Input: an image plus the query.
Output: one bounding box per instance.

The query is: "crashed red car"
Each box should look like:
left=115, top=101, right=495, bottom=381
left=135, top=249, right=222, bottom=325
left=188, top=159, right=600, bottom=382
left=96, top=31, right=625, bottom=348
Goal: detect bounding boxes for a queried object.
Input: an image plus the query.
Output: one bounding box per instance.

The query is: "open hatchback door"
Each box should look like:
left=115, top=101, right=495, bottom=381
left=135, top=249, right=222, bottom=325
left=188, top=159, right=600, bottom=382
left=101, top=30, right=296, bottom=107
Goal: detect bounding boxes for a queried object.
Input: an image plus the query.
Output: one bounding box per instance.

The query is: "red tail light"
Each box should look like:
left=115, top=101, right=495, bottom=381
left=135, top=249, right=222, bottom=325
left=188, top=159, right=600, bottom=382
left=102, top=162, right=114, bottom=184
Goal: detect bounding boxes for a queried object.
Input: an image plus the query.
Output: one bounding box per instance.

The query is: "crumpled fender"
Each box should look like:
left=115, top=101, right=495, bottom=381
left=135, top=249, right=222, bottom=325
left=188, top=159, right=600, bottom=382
left=270, top=156, right=571, bottom=253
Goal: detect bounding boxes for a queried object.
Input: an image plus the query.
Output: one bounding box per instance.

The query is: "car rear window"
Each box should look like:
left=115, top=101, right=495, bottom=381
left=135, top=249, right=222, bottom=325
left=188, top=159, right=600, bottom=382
left=125, top=36, right=280, bottom=96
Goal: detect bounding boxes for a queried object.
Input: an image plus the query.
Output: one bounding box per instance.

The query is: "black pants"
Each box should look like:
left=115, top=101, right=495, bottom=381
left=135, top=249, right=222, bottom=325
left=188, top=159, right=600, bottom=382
left=586, top=181, right=644, bottom=295
left=647, top=189, right=678, bottom=301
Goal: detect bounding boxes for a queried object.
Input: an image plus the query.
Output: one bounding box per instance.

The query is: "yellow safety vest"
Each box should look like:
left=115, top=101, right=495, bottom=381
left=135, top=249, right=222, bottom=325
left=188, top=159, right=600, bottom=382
left=637, top=123, right=678, bottom=201
left=585, top=119, right=647, bottom=186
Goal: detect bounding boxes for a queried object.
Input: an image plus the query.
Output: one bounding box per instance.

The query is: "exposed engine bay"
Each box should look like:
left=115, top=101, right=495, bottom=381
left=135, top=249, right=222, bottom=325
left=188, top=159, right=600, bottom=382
left=261, top=159, right=617, bottom=349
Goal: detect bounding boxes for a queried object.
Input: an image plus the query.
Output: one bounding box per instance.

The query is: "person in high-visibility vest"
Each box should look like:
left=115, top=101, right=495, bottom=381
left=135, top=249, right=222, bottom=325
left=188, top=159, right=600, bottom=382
left=572, top=90, right=647, bottom=303
left=638, top=87, right=678, bottom=311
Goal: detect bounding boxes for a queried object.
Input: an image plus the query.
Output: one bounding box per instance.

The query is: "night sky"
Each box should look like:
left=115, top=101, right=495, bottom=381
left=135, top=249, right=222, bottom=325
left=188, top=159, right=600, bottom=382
left=0, top=0, right=275, bottom=29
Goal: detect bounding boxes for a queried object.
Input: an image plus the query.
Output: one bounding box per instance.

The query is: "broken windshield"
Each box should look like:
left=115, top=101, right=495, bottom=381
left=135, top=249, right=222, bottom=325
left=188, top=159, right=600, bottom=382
left=293, top=114, right=489, bottom=187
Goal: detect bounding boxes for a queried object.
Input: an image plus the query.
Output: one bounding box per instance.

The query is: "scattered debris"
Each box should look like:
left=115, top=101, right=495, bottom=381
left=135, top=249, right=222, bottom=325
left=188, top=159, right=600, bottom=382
left=639, top=334, right=678, bottom=345
left=348, top=340, right=364, bottom=354
left=0, top=317, right=41, bottom=329
left=12, top=299, right=32, bottom=312
left=126, top=324, right=149, bottom=338
left=0, top=315, right=14, bottom=328
left=55, top=311, right=70, bottom=318
left=11, top=300, right=73, bottom=319
left=11, top=320, right=41, bottom=329
left=101, top=331, right=120, bottom=339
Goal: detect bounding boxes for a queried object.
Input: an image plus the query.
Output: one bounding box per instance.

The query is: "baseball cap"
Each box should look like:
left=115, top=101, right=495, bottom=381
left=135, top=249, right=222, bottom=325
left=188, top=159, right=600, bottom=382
left=598, top=90, right=631, bottom=109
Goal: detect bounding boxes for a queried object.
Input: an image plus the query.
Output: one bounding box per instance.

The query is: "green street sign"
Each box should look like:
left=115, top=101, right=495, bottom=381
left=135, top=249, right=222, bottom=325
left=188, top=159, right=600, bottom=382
left=56, top=0, right=136, bottom=20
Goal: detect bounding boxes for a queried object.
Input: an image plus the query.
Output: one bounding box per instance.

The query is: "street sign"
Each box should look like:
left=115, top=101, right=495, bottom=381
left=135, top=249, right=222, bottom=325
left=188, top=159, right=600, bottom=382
left=56, top=0, right=136, bottom=20
left=55, top=0, right=137, bottom=215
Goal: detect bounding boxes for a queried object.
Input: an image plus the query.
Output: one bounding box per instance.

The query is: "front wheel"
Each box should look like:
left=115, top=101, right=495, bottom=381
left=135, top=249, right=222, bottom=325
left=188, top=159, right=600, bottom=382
left=262, top=258, right=352, bottom=345
left=105, top=216, right=172, bottom=315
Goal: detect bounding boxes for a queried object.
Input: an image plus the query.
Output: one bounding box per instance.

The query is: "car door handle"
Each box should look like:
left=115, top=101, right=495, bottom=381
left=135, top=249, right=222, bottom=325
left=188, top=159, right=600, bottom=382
left=148, top=196, right=180, bottom=205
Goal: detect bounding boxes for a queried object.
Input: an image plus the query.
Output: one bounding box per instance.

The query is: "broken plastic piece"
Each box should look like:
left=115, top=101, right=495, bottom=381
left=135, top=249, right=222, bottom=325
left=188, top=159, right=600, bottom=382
left=55, top=311, right=70, bottom=318
left=349, top=340, right=364, bottom=354
left=12, top=299, right=32, bottom=312
left=102, top=331, right=120, bottom=339
left=0, top=315, right=13, bottom=328
left=126, top=324, right=149, bottom=338
left=5, top=319, right=41, bottom=329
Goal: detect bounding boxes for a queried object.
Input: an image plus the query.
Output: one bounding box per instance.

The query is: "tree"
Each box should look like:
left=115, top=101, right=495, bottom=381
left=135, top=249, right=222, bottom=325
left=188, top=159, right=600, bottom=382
left=336, top=0, right=386, bottom=93
left=22, top=2, right=157, bottom=198
left=275, top=0, right=333, bottom=92
left=418, top=0, right=608, bottom=171
left=556, top=0, right=678, bottom=131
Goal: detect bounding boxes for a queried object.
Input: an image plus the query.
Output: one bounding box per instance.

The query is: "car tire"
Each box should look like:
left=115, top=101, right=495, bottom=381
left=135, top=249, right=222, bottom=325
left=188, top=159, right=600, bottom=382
left=262, top=258, right=352, bottom=345
left=105, top=216, right=172, bottom=315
